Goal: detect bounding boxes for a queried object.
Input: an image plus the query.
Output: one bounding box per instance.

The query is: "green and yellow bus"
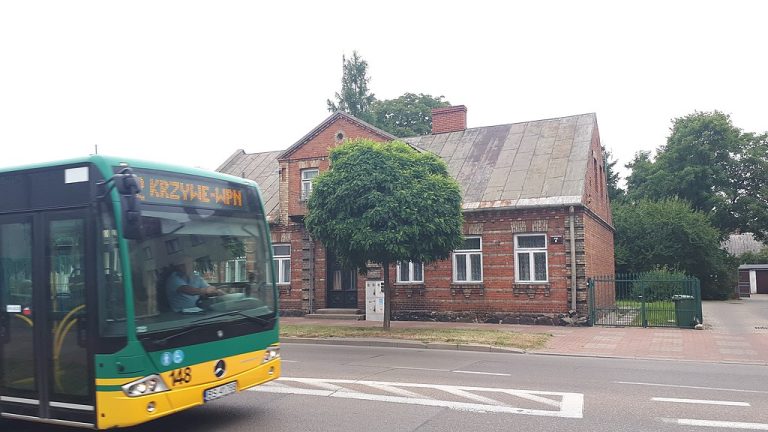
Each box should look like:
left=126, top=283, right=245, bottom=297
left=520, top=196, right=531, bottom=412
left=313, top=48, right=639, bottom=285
left=0, top=156, right=280, bottom=429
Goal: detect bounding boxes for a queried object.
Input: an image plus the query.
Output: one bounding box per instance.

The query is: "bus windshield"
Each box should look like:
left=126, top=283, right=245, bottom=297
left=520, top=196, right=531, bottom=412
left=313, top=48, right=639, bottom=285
left=120, top=204, right=275, bottom=335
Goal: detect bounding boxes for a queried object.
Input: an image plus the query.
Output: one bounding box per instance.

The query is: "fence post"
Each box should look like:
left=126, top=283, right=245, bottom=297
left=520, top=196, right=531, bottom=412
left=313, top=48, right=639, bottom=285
left=588, top=278, right=595, bottom=326
left=696, top=278, right=703, bottom=325
left=640, top=276, right=647, bottom=328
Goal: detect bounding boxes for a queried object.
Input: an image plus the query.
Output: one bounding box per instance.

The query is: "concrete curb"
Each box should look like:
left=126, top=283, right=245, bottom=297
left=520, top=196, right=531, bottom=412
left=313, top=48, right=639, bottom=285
left=281, top=337, right=526, bottom=354
left=281, top=337, right=768, bottom=365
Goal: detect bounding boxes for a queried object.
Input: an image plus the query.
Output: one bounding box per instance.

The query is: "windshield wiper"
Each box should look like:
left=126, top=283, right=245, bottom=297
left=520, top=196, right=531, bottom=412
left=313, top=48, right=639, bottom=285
left=146, top=311, right=275, bottom=347
left=191, top=310, right=275, bottom=326
left=148, top=325, right=206, bottom=348
left=147, top=312, right=275, bottom=348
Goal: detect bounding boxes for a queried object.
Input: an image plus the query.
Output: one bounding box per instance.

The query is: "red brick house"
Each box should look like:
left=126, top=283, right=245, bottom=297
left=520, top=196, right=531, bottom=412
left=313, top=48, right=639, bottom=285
left=217, top=106, right=615, bottom=324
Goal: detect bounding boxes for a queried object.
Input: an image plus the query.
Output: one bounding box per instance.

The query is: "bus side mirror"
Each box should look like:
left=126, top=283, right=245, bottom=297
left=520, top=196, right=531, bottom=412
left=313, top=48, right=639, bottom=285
left=115, top=168, right=143, bottom=240
left=121, top=194, right=143, bottom=240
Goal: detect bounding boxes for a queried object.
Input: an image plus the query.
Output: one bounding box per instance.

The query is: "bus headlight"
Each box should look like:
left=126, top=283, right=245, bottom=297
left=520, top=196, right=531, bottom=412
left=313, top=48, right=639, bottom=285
left=122, top=375, right=169, bottom=397
left=263, top=346, right=280, bottom=363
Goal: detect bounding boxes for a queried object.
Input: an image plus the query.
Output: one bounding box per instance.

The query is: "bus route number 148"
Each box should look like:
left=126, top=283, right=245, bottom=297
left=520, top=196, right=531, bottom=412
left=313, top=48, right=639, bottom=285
left=168, top=367, right=192, bottom=386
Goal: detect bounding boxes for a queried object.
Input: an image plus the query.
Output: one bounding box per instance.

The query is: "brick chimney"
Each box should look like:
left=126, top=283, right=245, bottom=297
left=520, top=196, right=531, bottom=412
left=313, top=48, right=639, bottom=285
left=431, top=105, right=467, bottom=134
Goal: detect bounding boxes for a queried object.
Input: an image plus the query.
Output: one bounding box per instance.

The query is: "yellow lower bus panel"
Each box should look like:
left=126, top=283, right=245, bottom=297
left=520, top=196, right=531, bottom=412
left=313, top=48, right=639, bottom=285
left=96, top=353, right=281, bottom=429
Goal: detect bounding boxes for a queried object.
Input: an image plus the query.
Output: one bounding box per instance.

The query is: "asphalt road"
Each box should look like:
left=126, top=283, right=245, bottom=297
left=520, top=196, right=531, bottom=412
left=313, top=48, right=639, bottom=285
left=5, top=344, right=767, bottom=432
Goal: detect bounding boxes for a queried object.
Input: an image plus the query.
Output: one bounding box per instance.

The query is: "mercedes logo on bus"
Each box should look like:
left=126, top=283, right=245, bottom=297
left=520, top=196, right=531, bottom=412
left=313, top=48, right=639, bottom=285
left=214, top=360, right=226, bottom=378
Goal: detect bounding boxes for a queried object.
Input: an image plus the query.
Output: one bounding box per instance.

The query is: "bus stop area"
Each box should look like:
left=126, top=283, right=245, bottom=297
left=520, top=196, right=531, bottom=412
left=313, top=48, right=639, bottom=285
left=281, top=295, right=768, bottom=365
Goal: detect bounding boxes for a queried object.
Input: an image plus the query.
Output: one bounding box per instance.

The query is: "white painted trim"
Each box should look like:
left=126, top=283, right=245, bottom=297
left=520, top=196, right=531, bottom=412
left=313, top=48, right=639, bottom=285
left=0, top=396, right=39, bottom=405
left=1, top=413, right=94, bottom=428
left=49, top=401, right=95, bottom=411
left=750, top=270, right=757, bottom=294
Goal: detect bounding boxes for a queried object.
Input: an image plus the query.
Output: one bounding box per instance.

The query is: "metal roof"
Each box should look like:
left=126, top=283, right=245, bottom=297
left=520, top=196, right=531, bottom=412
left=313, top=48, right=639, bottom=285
left=217, top=149, right=282, bottom=219
left=403, top=113, right=595, bottom=210
left=739, top=264, right=768, bottom=270
left=217, top=112, right=598, bottom=218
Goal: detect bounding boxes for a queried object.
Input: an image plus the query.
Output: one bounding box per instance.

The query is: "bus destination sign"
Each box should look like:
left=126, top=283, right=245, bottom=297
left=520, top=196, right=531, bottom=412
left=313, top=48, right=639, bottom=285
left=130, top=170, right=246, bottom=210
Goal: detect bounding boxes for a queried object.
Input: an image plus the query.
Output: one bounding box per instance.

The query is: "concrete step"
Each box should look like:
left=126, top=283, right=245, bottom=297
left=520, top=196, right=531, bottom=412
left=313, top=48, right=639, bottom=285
left=314, top=308, right=362, bottom=315
left=304, top=313, right=364, bottom=320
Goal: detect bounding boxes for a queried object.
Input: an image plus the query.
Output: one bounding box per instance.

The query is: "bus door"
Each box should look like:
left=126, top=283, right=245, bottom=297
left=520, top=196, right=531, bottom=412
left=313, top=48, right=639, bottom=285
left=0, top=210, right=94, bottom=427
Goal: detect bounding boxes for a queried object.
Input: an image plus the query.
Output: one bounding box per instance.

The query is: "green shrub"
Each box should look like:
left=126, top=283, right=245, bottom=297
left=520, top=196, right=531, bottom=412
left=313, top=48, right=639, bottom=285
left=630, top=268, right=691, bottom=302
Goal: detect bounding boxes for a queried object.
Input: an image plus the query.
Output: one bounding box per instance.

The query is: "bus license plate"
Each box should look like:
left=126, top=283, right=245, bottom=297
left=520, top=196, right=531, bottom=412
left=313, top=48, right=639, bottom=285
left=203, top=381, right=237, bottom=403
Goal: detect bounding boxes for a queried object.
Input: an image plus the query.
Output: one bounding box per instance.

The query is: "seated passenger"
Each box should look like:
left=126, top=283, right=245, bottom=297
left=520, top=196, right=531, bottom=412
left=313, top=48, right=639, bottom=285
left=165, top=256, right=220, bottom=312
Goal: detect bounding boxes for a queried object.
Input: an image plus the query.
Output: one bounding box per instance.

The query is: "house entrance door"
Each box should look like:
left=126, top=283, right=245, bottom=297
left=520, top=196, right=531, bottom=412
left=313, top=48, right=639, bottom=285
left=326, top=254, right=357, bottom=309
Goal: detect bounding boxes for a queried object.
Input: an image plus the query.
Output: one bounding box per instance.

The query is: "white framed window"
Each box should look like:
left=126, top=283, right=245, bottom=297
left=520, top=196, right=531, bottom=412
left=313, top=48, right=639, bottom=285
left=515, top=234, right=548, bottom=283
left=453, top=237, right=482, bottom=283
left=225, top=257, right=247, bottom=282
left=396, top=261, right=423, bottom=283
left=300, top=169, right=319, bottom=201
left=273, top=244, right=291, bottom=285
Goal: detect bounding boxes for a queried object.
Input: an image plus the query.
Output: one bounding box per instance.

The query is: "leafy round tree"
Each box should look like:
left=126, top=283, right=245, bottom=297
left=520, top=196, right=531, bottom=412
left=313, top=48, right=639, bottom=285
left=613, top=198, right=735, bottom=299
left=305, top=138, right=464, bottom=328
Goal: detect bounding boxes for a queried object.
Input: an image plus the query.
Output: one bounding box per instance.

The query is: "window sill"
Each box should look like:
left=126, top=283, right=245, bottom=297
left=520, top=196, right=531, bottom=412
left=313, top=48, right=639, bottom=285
left=512, top=283, right=550, bottom=299
left=393, top=284, right=425, bottom=298
left=450, top=283, right=484, bottom=298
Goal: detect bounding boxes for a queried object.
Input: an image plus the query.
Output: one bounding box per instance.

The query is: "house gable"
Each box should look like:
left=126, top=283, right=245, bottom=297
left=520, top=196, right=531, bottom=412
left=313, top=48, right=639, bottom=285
left=278, top=111, right=396, bottom=161
left=277, top=112, right=397, bottom=221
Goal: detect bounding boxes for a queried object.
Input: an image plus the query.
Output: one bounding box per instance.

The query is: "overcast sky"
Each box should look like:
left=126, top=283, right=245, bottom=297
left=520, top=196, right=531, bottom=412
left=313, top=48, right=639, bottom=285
left=1, top=1, right=766, bottom=181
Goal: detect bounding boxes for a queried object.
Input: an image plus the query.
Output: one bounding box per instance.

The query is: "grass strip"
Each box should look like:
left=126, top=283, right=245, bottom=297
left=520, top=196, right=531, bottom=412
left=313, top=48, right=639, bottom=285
left=280, top=324, right=550, bottom=350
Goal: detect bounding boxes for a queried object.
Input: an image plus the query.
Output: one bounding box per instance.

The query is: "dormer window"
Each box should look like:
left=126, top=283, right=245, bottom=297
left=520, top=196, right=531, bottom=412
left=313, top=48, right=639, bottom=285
left=301, top=168, right=319, bottom=201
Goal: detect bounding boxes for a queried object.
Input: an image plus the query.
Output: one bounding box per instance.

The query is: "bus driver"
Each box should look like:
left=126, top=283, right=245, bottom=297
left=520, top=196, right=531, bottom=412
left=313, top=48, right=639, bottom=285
left=165, top=255, right=221, bottom=312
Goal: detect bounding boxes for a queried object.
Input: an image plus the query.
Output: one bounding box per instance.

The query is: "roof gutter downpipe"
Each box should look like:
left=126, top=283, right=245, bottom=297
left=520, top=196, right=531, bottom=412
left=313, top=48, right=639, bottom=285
left=569, top=206, right=577, bottom=311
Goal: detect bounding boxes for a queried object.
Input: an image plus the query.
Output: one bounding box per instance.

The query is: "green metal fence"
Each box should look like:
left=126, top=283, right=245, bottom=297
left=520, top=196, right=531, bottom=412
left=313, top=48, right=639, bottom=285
left=588, top=273, right=703, bottom=328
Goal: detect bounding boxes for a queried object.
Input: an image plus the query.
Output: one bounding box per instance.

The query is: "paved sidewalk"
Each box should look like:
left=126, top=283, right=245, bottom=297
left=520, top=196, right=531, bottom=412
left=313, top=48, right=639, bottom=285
left=281, top=295, right=768, bottom=365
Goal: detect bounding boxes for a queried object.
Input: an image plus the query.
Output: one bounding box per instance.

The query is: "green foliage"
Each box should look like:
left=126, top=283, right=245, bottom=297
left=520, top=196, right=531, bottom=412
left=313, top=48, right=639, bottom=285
left=603, top=146, right=624, bottom=203
left=737, top=246, right=768, bottom=265
left=629, top=268, right=691, bottom=302
left=370, top=93, right=450, bottom=137
left=625, top=111, right=768, bottom=241
left=326, top=52, right=451, bottom=138
left=326, top=51, right=376, bottom=123
left=726, top=132, right=768, bottom=240
left=305, top=138, right=464, bottom=270
left=612, top=199, right=736, bottom=299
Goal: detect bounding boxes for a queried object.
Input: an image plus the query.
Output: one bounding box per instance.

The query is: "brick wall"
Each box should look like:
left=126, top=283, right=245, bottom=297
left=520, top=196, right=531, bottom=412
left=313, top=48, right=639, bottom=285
left=583, top=124, right=612, bottom=225
left=583, top=211, right=616, bottom=310
left=432, top=105, right=467, bottom=134
left=279, top=117, right=389, bottom=220
left=376, top=208, right=578, bottom=318
left=273, top=205, right=615, bottom=322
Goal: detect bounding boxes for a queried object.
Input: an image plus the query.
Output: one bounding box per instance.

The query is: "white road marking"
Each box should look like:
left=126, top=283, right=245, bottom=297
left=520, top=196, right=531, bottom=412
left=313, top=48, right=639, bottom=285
left=671, top=418, right=768, bottom=430
left=250, top=377, right=584, bottom=418
left=366, top=383, right=431, bottom=399
left=652, top=397, right=750, bottom=407
left=505, top=390, right=562, bottom=408
left=437, top=386, right=504, bottom=406
left=395, top=367, right=450, bottom=372
left=616, top=381, right=768, bottom=394
left=452, top=370, right=511, bottom=376
left=280, top=359, right=298, bottom=363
